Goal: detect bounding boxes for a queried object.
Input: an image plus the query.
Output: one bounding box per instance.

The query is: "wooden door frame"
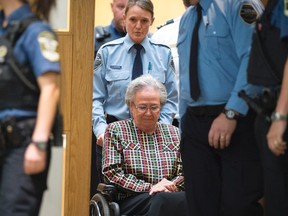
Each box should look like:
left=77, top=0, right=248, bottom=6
left=57, top=0, right=95, bottom=215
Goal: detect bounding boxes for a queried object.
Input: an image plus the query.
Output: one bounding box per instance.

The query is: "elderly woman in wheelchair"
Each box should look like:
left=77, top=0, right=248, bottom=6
left=90, top=74, right=188, bottom=216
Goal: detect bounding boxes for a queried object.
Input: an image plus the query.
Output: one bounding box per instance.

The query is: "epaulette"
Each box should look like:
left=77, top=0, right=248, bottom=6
left=101, top=37, right=124, bottom=48
left=95, top=25, right=111, bottom=42
left=149, top=39, right=171, bottom=49
left=156, top=19, right=175, bottom=30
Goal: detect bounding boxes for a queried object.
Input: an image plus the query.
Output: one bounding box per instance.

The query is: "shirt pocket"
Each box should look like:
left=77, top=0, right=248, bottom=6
left=123, top=148, right=144, bottom=177
left=176, top=27, right=188, bottom=56
left=105, top=69, right=130, bottom=98
left=204, top=25, right=230, bottom=60
left=150, top=70, right=166, bottom=84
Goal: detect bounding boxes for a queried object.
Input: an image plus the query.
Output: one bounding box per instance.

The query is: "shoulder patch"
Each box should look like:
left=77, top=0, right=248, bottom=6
left=95, top=52, right=102, bottom=70
left=37, top=31, right=60, bottom=62
left=240, top=3, right=258, bottom=24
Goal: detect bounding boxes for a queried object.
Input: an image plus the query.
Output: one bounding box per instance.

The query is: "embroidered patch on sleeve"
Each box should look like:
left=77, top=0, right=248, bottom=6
left=240, top=4, right=258, bottom=24
left=95, top=52, right=102, bottom=70
left=37, top=31, right=60, bottom=62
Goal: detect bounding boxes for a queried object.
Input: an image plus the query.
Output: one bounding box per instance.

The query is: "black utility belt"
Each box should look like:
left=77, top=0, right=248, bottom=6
left=0, top=117, right=35, bottom=151
left=188, top=104, right=225, bottom=117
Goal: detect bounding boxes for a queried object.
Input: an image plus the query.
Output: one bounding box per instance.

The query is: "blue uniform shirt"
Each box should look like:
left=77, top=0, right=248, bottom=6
left=271, top=0, right=288, bottom=40
left=0, top=4, right=61, bottom=120
left=177, top=0, right=264, bottom=118
left=92, top=35, right=178, bottom=137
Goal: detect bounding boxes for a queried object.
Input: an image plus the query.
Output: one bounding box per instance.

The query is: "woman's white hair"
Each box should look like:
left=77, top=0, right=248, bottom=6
left=125, top=74, right=167, bottom=106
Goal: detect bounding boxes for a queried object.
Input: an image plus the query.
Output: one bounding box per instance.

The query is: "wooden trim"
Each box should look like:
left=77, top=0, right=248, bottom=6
left=60, top=0, right=94, bottom=214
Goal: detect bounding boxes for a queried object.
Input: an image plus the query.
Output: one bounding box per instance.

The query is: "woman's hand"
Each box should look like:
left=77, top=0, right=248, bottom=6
left=24, top=143, right=47, bottom=175
left=149, top=178, right=177, bottom=195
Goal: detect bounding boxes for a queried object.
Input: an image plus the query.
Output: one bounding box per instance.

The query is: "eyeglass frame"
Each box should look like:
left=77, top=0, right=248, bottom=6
left=132, top=102, right=161, bottom=113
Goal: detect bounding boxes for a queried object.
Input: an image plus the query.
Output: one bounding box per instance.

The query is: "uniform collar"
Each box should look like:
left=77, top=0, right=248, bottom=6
left=124, top=35, right=150, bottom=53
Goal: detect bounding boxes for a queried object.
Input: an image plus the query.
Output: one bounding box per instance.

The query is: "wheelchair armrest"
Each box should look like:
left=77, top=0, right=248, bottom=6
left=97, top=183, right=116, bottom=196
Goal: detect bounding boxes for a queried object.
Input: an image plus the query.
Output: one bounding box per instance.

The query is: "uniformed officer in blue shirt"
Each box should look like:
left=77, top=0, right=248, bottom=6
left=93, top=34, right=177, bottom=138
left=92, top=0, right=178, bottom=197
left=248, top=0, right=288, bottom=215
left=0, top=1, right=61, bottom=215
left=177, top=0, right=264, bottom=215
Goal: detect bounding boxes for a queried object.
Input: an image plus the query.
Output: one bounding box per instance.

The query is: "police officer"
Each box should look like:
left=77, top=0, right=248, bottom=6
left=177, top=0, right=264, bottom=215
left=94, top=0, right=127, bottom=56
left=245, top=0, right=288, bottom=215
left=0, top=0, right=61, bottom=215
left=152, top=0, right=190, bottom=127
left=92, top=0, right=178, bottom=191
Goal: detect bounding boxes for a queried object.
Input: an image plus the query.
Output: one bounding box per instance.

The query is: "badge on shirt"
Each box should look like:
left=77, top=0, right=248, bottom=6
left=37, top=31, right=60, bottom=62
left=240, top=3, right=258, bottom=24
left=95, top=52, right=102, bottom=70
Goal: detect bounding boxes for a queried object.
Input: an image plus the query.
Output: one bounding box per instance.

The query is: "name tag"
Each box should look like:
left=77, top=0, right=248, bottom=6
left=110, top=65, right=122, bottom=70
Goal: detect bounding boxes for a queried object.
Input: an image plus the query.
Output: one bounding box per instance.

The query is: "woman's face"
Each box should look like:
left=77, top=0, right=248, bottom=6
left=130, top=86, right=160, bottom=133
left=123, top=5, right=154, bottom=44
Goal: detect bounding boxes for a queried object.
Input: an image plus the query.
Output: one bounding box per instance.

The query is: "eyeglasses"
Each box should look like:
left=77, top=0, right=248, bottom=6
left=133, top=103, right=160, bottom=113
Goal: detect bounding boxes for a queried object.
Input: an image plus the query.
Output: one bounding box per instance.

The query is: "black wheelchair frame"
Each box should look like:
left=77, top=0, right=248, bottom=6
left=89, top=183, right=121, bottom=216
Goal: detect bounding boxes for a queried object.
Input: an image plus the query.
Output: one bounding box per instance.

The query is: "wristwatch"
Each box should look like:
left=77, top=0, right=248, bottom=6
left=33, top=141, right=48, bottom=151
left=270, top=112, right=288, bottom=121
left=223, top=109, right=239, bottom=120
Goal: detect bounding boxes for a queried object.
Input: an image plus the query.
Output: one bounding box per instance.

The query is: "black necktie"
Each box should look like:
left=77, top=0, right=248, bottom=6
left=189, top=4, right=202, bottom=100
left=132, top=44, right=143, bottom=80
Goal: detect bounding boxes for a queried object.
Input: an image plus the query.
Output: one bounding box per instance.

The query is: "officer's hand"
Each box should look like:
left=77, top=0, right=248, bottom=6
left=267, top=121, right=287, bottom=156
left=208, top=113, right=236, bottom=149
left=97, top=133, right=104, bottom=146
left=24, top=143, right=47, bottom=175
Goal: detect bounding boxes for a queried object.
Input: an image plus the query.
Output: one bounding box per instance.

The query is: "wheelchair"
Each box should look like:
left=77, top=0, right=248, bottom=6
left=90, top=183, right=122, bottom=216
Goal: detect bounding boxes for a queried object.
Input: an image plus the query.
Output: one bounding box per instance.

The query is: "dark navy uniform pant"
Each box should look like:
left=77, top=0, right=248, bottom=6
left=0, top=118, right=50, bottom=216
left=181, top=108, right=263, bottom=216
left=255, top=115, right=288, bottom=216
left=118, top=191, right=188, bottom=216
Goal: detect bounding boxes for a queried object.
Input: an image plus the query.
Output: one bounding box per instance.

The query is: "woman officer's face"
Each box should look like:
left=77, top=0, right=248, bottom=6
left=123, top=5, right=154, bottom=44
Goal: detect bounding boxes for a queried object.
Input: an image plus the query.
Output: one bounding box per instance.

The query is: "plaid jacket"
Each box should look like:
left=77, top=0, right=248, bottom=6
left=102, top=118, right=184, bottom=200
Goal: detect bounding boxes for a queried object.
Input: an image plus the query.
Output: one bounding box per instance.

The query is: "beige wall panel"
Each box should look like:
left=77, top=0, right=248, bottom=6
left=95, top=0, right=186, bottom=33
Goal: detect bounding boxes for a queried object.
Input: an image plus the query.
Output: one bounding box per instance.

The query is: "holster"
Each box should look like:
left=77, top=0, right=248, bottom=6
left=0, top=117, right=35, bottom=151
left=239, top=88, right=279, bottom=122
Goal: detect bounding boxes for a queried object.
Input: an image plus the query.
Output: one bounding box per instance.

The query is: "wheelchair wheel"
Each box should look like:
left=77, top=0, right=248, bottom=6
left=109, top=202, right=120, bottom=216
left=90, top=193, right=110, bottom=216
